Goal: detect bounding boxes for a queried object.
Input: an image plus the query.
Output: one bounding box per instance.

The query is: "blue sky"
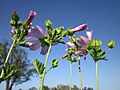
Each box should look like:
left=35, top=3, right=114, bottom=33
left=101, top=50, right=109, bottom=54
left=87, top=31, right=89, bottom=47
left=0, top=0, right=120, bottom=90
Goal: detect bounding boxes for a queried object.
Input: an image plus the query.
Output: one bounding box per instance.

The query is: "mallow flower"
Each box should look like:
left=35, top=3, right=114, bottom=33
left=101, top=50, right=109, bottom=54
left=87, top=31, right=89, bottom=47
left=25, top=25, right=58, bottom=55
left=75, top=31, right=93, bottom=59
left=61, top=31, right=93, bottom=60
left=25, top=25, right=47, bottom=55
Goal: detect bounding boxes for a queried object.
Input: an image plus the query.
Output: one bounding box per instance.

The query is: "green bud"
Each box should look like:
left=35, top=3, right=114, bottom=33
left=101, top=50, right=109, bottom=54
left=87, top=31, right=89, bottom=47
left=45, top=20, right=52, bottom=28
left=12, top=13, right=19, bottom=21
left=10, top=19, right=16, bottom=26
left=51, top=59, right=59, bottom=68
left=107, top=40, right=115, bottom=49
left=91, top=39, right=102, bottom=47
left=18, top=20, right=22, bottom=27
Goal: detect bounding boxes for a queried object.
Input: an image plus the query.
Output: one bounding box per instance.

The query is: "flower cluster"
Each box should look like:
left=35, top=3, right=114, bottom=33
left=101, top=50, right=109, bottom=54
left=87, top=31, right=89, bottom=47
left=0, top=10, right=116, bottom=90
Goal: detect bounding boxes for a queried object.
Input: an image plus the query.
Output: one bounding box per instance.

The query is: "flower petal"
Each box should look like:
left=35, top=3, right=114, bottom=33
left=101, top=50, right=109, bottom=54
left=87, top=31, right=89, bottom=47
left=36, top=25, right=44, bottom=38
left=40, top=46, right=49, bottom=55
left=74, top=47, right=87, bottom=60
left=25, top=28, right=37, bottom=39
left=71, top=24, right=88, bottom=33
left=26, top=40, right=40, bottom=50
left=76, top=39, right=86, bottom=46
left=61, top=54, right=68, bottom=59
left=66, top=42, right=75, bottom=49
left=26, top=11, right=37, bottom=26
left=25, top=25, right=44, bottom=39
left=86, top=31, right=93, bottom=41
left=80, top=36, right=88, bottom=45
left=11, top=27, right=16, bottom=36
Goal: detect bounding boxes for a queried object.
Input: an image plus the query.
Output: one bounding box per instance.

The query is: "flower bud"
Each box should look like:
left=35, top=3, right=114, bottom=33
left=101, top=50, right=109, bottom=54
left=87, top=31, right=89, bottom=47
left=45, top=20, right=52, bottom=28
left=10, top=19, right=16, bottom=26
left=12, top=10, right=19, bottom=21
left=107, top=40, right=115, bottom=49
left=91, top=39, right=102, bottom=47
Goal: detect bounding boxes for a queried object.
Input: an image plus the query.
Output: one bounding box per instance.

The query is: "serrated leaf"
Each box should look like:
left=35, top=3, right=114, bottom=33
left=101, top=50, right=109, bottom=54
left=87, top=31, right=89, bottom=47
left=51, top=59, right=59, bottom=68
left=32, top=59, right=44, bottom=75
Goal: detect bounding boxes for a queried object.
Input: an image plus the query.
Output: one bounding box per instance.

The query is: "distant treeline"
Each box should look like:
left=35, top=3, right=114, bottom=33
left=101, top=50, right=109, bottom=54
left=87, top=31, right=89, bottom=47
left=22, top=84, right=93, bottom=90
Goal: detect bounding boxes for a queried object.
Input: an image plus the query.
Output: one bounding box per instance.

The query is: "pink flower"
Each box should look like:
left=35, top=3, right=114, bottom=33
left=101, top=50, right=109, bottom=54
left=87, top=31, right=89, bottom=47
left=25, top=25, right=45, bottom=53
left=26, top=25, right=59, bottom=55
left=70, top=24, right=88, bottom=33
left=75, top=31, right=93, bottom=59
left=25, top=25, right=44, bottom=39
left=26, top=11, right=37, bottom=26
left=66, top=42, right=75, bottom=50
left=26, top=40, right=41, bottom=50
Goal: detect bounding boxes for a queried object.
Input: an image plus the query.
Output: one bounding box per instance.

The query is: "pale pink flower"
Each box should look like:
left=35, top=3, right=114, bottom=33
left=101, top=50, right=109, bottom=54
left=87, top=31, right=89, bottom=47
left=70, top=24, right=88, bottom=33
left=26, top=11, right=37, bottom=26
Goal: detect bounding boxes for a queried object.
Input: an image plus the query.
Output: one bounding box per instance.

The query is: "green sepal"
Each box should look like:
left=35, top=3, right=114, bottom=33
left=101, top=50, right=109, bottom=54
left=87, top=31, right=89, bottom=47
left=51, top=59, right=59, bottom=68
left=0, top=43, right=3, bottom=53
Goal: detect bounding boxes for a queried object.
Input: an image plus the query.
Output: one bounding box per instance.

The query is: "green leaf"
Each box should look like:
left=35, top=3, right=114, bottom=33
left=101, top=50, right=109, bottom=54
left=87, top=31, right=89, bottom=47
left=32, top=59, right=45, bottom=75
left=0, top=64, right=19, bottom=83
left=107, top=40, right=115, bottom=49
left=51, top=59, right=59, bottom=68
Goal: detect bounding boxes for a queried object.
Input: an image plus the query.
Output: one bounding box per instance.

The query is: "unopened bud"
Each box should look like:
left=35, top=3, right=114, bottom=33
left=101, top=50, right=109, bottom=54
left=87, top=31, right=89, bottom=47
left=107, top=40, right=115, bottom=49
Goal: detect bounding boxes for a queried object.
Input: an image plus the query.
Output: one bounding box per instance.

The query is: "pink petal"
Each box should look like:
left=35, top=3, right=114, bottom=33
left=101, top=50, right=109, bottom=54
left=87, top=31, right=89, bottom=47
left=86, top=31, right=93, bottom=41
left=66, top=42, right=75, bottom=49
left=80, top=36, right=88, bottom=45
left=74, top=47, right=87, bottom=60
left=25, top=28, right=37, bottom=39
left=11, top=27, right=16, bottom=36
left=12, top=10, right=17, bottom=15
left=71, top=24, right=88, bottom=33
left=40, top=46, right=49, bottom=55
left=26, top=11, right=37, bottom=26
left=76, top=39, right=86, bottom=46
left=36, top=25, right=44, bottom=38
left=61, top=54, right=68, bottom=59
left=25, top=26, right=44, bottom=39
left=26, top=40, right=40, bottom=50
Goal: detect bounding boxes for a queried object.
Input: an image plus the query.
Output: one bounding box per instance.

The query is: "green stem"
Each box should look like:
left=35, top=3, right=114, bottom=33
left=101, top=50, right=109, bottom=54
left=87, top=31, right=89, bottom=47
left=5, top=40, right=15, bottom=64
left=70, top=61, right=72, bottom=90
left=78, top=57, right=82, bottom=90
left=96, top=61, right=99, bottom=90
left=40, top=45, right=52, bottom=90
left=45, top=67, right=52, bottom=74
